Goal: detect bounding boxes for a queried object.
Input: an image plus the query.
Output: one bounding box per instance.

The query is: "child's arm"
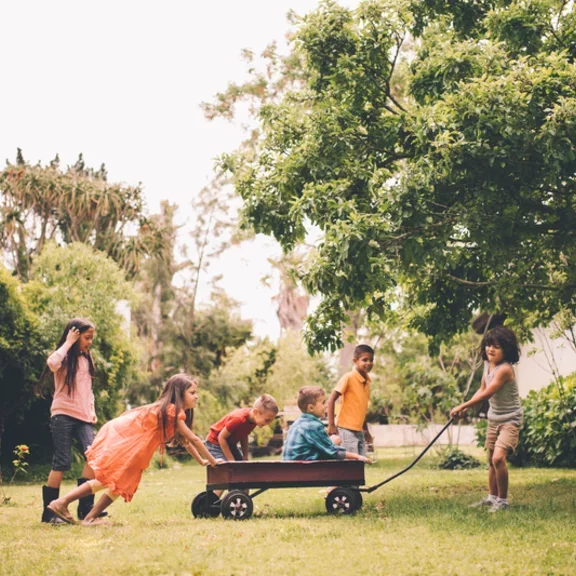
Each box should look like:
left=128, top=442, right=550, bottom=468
left=177, top=419, right=219, bottom=466
left=362, top=419, right=373, bottom=444
left=217, top=428, right=236, bottom=461
left=327, top=390, right=341, bottom=435
left=451, top=367, right=513, bottom=417
left=344, top=451, right=372, bottom=464
left=183, top=440, right=209, bottom=466
left=47, top=328, right=79, bottom=372
left=240, top=436, right=249, bottom=460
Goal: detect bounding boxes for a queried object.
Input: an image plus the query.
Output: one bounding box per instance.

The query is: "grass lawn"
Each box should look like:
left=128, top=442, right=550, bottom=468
left=1, top=448, right=575, bottom=576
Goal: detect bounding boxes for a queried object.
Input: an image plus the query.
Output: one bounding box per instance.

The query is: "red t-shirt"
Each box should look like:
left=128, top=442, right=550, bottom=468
left=206, top=408, right=256, bottom=445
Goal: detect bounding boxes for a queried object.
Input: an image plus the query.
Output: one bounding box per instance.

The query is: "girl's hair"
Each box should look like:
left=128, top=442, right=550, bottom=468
left=480, top=326, right=521, bottom=364
left=40, top=318, right=96, bottom=396
left=156, top=374, right=196, bottom=444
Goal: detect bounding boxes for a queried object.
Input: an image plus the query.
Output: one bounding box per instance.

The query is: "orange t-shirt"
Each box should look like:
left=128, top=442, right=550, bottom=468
left=334, top=369, right=370, bottom=432
left=86, top=403, right=185, bottom=502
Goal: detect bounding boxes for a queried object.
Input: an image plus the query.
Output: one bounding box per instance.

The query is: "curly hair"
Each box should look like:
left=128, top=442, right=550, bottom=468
left=480, top=326, right=520, bottom=364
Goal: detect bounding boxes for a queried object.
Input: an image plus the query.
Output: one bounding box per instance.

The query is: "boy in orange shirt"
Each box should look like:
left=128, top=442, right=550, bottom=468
left=327, top=345, right=374, bottom=456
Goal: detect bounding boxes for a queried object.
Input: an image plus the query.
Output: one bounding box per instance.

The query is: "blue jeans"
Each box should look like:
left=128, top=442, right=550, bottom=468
left=50, top=414, right=95, bottom=471
left=205, top=440, right=243, bottom=461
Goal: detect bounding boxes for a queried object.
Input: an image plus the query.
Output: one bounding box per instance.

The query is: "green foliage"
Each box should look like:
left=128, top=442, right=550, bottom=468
left=369, top=329, right=482, bottom=423
left=476, top=373, right=576, bottom=467
left=436, top=447, right=482, bottom=470
left=0, top=265, right=46, bottom=457
left=216, top=0, right=576, bottom=352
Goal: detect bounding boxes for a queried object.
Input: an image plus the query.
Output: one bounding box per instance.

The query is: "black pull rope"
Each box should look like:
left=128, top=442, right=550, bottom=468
left=365, top=417, right=454, bottom=493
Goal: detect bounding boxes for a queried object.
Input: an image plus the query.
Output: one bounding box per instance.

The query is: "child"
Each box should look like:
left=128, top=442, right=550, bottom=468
left=283, top=386, right=371, bottom=463
left=451, top=326, right=522, bottom=512
left=47, top=374, right=218, bottom=525
left=205, top=394, right=279, bottom=462
left=40, top=318, right=100, bottom=524
left=327, top=344, right=374, bottom=457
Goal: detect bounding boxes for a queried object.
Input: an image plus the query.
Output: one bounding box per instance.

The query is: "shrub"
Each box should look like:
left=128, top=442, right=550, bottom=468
left=437, top=448, right=482, bottom=470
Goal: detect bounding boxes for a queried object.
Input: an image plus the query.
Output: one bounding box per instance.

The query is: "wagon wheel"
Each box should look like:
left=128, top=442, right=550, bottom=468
left=325, top=488, right=358, bottom=515
left=191, top=491, right=220, bottom=518
left=221, top=490, right=253, bottom=520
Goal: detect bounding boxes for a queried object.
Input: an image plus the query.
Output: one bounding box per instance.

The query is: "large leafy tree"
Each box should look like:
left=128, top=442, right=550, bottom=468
left=219, top=0, right=576, bottom=352
left=0, top=151, right=166, bottom=280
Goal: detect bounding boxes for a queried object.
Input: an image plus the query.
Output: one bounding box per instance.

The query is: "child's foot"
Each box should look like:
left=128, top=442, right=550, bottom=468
left=47, top=500, right=76, bottom=524
left=489, top=500, right=509, bottom=513
left=81, top=517, right=113, bottom=527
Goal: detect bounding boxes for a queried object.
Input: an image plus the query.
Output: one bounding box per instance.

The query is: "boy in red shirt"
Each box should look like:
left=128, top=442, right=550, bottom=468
left=205, top=394, right=278, bottom=463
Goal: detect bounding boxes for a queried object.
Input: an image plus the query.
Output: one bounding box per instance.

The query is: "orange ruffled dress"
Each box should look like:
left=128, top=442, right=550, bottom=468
left=86, top=403, right=185, bottom=502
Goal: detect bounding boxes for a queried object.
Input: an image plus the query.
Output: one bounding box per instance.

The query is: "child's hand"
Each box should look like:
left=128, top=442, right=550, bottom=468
left=66, top=327, right=80, bottom=346
left=359, top=456, right=372, bottom=465
left=364, top=431, right=373, bottom=444
left=201, top=459, right=210, bottom=466
left=450, top=405, right=467, bottom=418
left=328, top=425, right=338, bottom=436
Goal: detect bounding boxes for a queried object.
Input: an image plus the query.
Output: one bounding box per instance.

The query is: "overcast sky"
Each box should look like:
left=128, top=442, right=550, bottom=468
left=0, top=0, right=357, bottom=338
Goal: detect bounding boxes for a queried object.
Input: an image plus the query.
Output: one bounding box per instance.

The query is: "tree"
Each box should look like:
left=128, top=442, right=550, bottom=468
left=0, top=265, right=45, bottom=458
left=0, top=152, right=166, bottom=280
left=217, top=0, right=576, bottom=352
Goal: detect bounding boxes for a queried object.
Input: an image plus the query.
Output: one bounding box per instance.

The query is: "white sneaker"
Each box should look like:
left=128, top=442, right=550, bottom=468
left=469, top=497, right=496, bottom=508
left=489, top=500, right=509, bottom=513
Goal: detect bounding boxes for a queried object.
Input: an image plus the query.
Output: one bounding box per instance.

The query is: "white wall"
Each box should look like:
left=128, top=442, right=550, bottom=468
left=516, top=328, right=576, bottom=397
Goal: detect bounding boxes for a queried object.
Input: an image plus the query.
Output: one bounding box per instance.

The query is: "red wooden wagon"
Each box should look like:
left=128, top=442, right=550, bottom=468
left=191, top=419, right=453, bottom=520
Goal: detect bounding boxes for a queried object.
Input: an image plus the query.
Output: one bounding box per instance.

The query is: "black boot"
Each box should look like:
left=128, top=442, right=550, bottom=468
left=77, top=477, right=108, bottom=520
left=41, top=485, right=65, bottom=524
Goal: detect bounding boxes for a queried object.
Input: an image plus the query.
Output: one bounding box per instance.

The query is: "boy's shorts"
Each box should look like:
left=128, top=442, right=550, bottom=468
left=337, top=427, right=366, bottom=457
left=50, top=414, right=95, bottom=471
left=205, top=440, right=244, bottom=461
left=485, top=421, right=521, bottom=453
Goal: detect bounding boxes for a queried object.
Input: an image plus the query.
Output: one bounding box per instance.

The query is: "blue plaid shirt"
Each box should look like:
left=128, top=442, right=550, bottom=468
left=283, top=413, right=346, bottom=461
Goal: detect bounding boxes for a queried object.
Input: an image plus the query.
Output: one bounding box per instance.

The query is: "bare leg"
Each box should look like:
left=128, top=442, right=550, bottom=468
left=81, top=494, right=114, bottom=526
left=492, top=447, right=509, bottom=499
left=487, top=449, right=497, bottom=496
left=48, top=483, right=93, bottom=523
left=47, top=470, right=64, bottom=489
left=80, top=463, right=95, bottom=480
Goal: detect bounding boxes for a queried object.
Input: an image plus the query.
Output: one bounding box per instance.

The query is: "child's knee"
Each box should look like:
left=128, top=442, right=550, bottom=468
left=492, top=452, right=507, bottom=467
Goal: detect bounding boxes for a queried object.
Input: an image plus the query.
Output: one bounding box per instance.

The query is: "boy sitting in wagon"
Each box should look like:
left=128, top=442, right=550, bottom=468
left=283, top=386, right=371, bottom=463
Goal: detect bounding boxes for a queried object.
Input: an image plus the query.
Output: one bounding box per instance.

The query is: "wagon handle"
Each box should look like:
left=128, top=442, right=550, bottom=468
left=363, top=417, right=455, bottom=494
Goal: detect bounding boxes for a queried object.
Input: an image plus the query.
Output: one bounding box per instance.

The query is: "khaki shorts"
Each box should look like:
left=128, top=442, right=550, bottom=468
left=485, top=421, right=521, bottom=453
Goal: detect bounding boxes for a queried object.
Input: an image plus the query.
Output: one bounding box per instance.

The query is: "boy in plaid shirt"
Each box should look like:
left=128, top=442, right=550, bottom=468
left=283, top=386, right=371, bottom=463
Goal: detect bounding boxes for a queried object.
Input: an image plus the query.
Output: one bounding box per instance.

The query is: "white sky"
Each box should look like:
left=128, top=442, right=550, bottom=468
left=0, top=0, right=358, bottom=339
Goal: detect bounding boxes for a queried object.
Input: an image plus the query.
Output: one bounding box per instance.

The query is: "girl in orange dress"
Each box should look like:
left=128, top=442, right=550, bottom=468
left=48, top=374, right=219, bottom=525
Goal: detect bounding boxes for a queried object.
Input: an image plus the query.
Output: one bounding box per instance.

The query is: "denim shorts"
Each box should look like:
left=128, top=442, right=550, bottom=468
left=50, top=414, right=95, bottom=471
left=337, top=427, right=366, bottom=457
left=205, top=440, right=243, bottom=461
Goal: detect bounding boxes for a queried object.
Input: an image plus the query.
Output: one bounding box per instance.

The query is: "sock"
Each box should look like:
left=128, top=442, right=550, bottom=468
left=496, top=497, right=508, bottom=504
left=488, top=494, right=497, bottom=503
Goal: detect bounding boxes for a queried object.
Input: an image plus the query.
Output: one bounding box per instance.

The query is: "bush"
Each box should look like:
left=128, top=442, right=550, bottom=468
left=475, top=373, right=576, bottom=467
left=437, top=448, right=482, bottom=470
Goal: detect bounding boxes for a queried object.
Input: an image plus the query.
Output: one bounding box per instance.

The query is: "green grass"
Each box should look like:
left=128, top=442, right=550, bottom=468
left=1, top=449, right=575, bottom=576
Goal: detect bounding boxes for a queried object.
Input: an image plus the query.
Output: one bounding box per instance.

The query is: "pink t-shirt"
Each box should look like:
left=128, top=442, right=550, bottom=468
left=48, top=344, right=97, bottom=424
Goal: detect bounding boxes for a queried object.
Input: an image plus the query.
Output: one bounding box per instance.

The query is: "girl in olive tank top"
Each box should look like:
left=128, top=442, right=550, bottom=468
left=451, top=326, right=521, bottom=512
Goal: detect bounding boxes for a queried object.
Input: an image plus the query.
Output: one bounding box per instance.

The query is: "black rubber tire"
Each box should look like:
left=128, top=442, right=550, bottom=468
left=325, top=488, right=358, bottom=515
left=191, top=491, right=220, bottom=518
left=352, top=490, right=363, bottom=511
left=221, top=490, right=253, bottom=520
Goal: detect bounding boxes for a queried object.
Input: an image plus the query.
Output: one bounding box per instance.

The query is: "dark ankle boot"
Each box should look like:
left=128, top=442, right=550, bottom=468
left=77, top=477, right=107, bottom=520
left=41, top=485, right=65, bottom=524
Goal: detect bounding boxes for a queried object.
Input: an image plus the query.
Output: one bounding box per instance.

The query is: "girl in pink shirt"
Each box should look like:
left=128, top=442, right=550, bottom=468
left=40, top=318, right=100, bottom=524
